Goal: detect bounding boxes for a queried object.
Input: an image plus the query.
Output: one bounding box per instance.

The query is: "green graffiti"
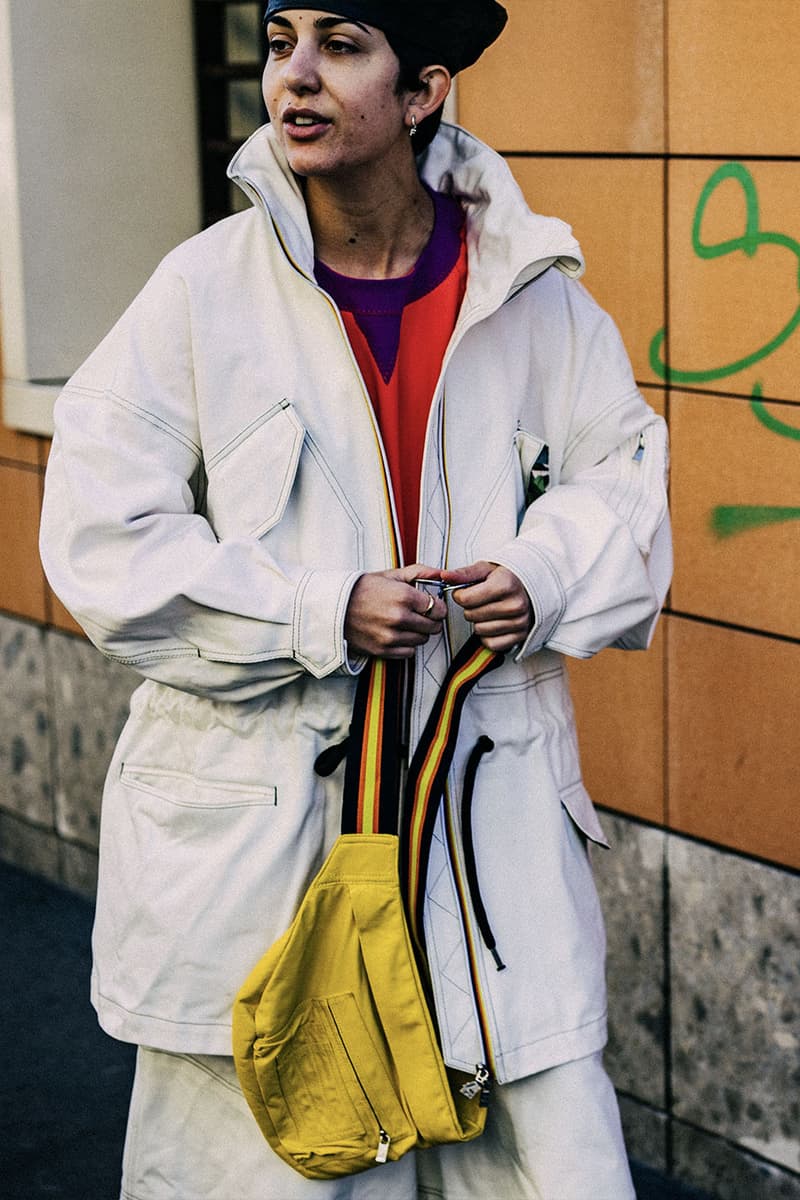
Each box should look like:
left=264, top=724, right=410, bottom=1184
left=649, top=165, right=800, bottom=539
left=751, top=398, right=800, bottom=441
left=711, top=505, right=800, bottom=539
left=649, top=162, right=800, bottom=384
left=747, top=378, right=800, bottom=441
left=709, top=382, right=800, bottom=539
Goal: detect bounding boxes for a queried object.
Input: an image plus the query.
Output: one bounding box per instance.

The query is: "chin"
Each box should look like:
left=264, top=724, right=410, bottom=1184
left=281, top=141, right=389, bottom=182
left=282, top=149, right=336, bottom=177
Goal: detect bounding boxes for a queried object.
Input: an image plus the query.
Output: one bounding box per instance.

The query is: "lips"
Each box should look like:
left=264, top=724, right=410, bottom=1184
left=283, top=108, right=332, bottom=138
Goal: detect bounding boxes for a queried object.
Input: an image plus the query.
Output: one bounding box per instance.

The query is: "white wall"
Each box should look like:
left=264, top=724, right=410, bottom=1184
left=0, top=0, right=201, bottom=431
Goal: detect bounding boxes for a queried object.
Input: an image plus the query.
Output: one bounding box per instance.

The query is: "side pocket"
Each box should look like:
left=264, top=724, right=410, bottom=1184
left=120, top=764, right=277, bottom=808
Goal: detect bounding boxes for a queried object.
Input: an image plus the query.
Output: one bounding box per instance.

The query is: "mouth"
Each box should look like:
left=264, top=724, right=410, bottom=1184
left=283, top=109, right=332, bottom=138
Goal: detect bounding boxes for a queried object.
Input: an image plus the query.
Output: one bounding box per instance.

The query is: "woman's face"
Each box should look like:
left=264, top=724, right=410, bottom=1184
left=263, top=9, right=412, bottom=181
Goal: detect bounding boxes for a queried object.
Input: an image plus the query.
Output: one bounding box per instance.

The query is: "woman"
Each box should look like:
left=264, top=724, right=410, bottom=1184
left=40, top=3, right=671, bottom=1197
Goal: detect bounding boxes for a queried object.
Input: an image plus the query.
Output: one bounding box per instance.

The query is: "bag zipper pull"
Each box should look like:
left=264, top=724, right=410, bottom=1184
left=375, top=1129, right=391, bottom=1164
left=459, top=1063, right=491, bottom=1103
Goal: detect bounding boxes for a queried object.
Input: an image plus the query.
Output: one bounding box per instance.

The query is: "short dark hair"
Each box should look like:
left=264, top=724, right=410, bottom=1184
left=394, top=55, right=445, bottom=155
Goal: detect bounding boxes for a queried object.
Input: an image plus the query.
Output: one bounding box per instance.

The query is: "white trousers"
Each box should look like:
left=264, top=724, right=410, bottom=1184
left=120, top=1047, right=635, bottom=1200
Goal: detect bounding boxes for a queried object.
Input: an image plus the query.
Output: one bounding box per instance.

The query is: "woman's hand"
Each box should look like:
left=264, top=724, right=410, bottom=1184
left=345, top=565, right=447, bottom=659
left=439, top=561, right=533, bottom=653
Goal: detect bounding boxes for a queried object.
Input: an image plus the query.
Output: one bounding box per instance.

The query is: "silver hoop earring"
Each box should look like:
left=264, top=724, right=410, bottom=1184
left=409, top=114, right=417, bottom=139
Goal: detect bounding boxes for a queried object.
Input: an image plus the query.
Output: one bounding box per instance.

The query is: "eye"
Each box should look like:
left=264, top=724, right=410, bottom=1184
left=267, top=35, right=294, bottom=57
left=325, top=37, right=359, bottom=55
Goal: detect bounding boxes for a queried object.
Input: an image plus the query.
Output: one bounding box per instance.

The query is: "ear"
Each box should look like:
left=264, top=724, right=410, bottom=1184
left=406, top=64, right=451, bottom=126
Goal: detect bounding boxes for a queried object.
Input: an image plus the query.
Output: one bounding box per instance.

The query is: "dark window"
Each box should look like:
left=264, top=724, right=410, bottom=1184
left=193, top=2, right=268, bottom=226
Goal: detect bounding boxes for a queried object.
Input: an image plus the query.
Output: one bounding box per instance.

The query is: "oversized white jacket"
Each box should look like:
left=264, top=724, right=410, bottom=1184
left=40, top=123, right=671, bottom=1085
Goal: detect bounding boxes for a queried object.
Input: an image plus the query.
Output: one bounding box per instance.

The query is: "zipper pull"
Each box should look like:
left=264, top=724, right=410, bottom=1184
left=460, top=1063, right=491, bottom=1102
left=375, top=1130, right=391, bottom=1164
left=633, top=433, right=645, bottom=462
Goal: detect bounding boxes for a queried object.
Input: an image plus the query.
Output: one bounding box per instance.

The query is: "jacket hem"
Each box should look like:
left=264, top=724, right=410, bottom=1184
left=490, top=1011, right=608, bottom=1084
left=94, top=987, right=235, bottom=1056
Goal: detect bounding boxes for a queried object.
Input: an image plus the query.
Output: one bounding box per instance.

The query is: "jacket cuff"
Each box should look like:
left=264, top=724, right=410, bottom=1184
left=292, top=569, right=364, bottom=677
left=490, top=541, right=566, bottom=660
left=340, top=641, right=368, bottom=676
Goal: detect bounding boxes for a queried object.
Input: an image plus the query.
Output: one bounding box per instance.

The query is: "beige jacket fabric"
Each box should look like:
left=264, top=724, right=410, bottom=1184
left=40, top=123, right=671, bottom=1083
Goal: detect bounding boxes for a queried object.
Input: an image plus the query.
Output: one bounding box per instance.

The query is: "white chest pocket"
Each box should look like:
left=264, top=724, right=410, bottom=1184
left=204, top=400, right=364, bottom=569
left=205, top=400, right=304, bottom=540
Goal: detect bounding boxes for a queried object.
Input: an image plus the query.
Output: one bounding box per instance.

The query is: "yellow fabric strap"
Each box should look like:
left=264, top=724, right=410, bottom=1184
left=341, top=656, right=403, bottom=836
left=400, top=637, right=502, bottom=953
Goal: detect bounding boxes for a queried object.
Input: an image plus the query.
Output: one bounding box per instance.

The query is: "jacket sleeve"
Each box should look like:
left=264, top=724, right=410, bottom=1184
left=492, top=293, right=672, bottom=660
left=39, top=263, right=362, bottom=702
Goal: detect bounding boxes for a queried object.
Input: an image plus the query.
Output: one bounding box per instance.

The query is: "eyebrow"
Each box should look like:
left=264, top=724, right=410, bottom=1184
left=267, top=14, right=373, bottom=35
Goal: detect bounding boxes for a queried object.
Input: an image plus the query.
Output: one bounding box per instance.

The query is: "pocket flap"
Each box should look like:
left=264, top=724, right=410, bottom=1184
left=206, top=400, right=304, bottom=539
left=560, top=781, right=609, bottom=847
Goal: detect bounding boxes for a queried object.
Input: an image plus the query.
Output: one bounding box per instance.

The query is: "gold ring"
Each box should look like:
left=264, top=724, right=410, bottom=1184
left=424, top=594, right=435, bottom=615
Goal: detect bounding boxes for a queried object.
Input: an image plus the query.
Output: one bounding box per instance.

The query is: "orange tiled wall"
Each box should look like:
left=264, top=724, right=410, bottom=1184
left=3, top=1, right=798, bottom=871
left=0, top=423, right=48, bottom=624
left=0, top=423, right=82, bottom=636
left=460, top=0, right=800, bottom=870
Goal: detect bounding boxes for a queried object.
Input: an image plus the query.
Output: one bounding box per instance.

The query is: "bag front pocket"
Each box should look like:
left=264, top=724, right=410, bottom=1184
left=253, top=993, right=414, bottom=1173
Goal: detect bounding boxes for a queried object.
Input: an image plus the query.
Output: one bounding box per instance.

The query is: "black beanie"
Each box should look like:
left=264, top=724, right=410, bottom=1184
left=263, top=1, right=507, bottom=74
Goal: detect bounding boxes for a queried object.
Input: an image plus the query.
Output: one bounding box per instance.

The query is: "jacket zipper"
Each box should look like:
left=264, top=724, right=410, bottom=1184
left=237, top=165, right=532, bottom=1090
left=236, top=176, right=403, bottom=574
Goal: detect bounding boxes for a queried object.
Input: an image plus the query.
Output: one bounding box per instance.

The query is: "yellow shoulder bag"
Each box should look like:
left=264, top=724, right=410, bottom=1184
left=232, top=636, right=503, bottom=1179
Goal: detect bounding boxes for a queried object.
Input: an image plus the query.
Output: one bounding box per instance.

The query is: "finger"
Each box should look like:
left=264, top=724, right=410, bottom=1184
left=413, top=592, right=447, bottom=620
left=448, top=571, right=521, bottom=609
left=471, top=618, right=529, bottom=640
left=375, top=581, right=445, bottom=623
left=439, top=560, right=493, bottom=587
left=477, top=632, right=523, bottom=654
left=460, top=594, right=529, bottom=623
left=399, top=563, right=443, bottom=584
left=452, top=582, right=500, bottom=609
left=363, top=623, right=437, bottom=656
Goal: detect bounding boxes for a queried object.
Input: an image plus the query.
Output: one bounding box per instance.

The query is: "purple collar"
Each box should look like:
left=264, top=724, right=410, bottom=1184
left=315, top=187, right=465, bottom=382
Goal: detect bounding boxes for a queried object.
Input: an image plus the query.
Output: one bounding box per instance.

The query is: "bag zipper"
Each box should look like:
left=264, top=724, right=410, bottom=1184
left=327, top=1003, right=392, bottom=1165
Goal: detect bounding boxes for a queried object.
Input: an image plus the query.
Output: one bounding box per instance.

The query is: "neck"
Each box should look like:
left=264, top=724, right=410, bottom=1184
left=306, top=159, right=434, bottom=279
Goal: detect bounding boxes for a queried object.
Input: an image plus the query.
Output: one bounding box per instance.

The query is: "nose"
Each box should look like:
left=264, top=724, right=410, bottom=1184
left=282, top=42, right=322, bottom=96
